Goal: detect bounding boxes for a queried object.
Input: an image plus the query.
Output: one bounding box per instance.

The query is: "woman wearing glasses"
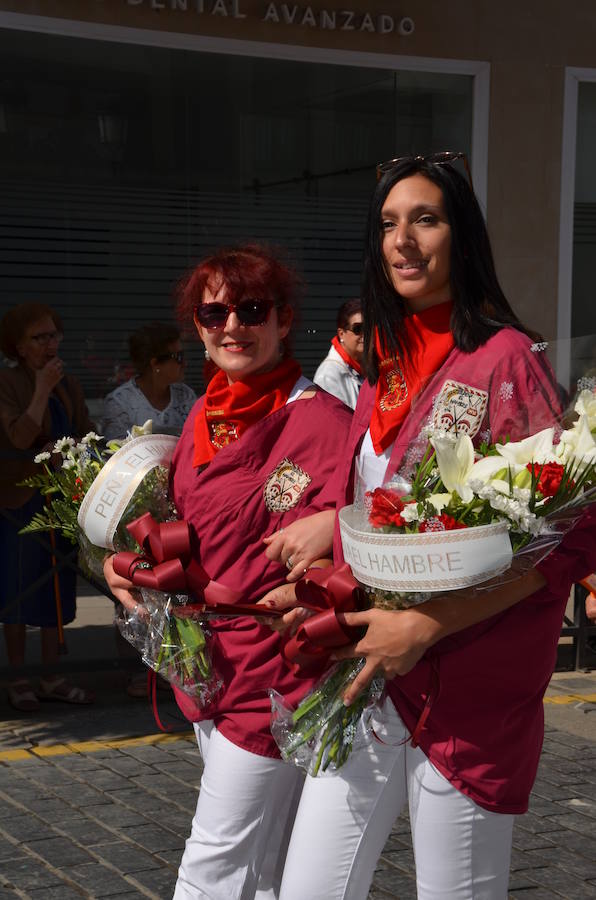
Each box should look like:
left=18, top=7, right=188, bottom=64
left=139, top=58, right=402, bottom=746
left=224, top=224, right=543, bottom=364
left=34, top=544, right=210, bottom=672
left=269, top=155, right=596, bottom=899
left=102, top=322, right=196, bottom=442
left=314, top=298, right=364, bottom=409
left=103, top=244, right=352, bottom=899
left=0, top=302, right=95, bottom=710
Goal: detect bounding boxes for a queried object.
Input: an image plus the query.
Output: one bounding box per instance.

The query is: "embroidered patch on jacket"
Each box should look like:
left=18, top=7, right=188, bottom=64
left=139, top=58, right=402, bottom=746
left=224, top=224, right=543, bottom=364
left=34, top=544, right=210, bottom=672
left=379, top=361, right=408, bottom=412
left=432, top=379, right=488, bottom=437
left=209, top=421, right=238, bottom=450
left=264, top=458, right=312, bottom=512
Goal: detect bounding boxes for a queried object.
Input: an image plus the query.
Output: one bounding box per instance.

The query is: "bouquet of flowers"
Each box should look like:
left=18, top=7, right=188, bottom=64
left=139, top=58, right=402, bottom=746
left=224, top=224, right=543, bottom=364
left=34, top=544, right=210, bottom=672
left=272, top=387, right=596, bottom=775
left=19, top=425, right=222, bottom=703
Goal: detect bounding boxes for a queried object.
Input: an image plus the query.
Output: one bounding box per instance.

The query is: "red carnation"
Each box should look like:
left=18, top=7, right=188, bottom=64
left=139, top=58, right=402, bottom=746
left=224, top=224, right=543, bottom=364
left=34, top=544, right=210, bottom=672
left=526, top=461, right=572, bottom=497
left=367, top=487, right=406, bottom=528
left=419, top=513, right=467, bottom=533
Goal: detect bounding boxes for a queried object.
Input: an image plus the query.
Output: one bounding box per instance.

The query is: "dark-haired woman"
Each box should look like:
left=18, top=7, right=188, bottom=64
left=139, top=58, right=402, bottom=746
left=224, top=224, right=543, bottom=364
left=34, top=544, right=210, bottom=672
left=103, top=245, right=351, bottom=899
left=0, top=303, right=95, bottom=710
left=102, top=322, right=196, bottom=441
left=271, top=158, right=596, bottom=899
left=314, top=298, right=364, bottom=409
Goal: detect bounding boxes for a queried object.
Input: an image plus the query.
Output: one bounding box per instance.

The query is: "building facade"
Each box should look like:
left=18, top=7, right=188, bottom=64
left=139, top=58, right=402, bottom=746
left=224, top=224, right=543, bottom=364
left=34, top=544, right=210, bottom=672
left=0, top=0, right=595, bottom=401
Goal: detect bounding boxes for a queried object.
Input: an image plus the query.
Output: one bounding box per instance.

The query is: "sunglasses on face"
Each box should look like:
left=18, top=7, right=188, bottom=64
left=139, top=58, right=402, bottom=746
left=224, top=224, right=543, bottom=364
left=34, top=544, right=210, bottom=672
left=344, top=322, right=363, bottom=336
left=156, top=350, right=185, bottom=364
left=193, top=297, right=273, bottom=329
left=375, top=151, right=473, bottom=190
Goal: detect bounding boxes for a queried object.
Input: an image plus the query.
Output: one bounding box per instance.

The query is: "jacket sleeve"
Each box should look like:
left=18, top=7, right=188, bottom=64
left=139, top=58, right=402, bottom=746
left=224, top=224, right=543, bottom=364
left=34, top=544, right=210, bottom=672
left=0, top=373, right=42, bottom=450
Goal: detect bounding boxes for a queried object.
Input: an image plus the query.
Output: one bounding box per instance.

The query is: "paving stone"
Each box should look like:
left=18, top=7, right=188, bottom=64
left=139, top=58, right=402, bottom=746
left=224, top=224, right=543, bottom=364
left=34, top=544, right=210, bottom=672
left=523, top=846, right=596, bottom=880
left=101, top=758, right=157, bottom=777
left=127, top=865, right=178, bottom=895
left=92, top=841, right=161, bottom=874
left=57, top=817, right=119, bottom=847
left=509, top=889, right=566, bottom=899
left=507, top=872, right=550, bottom=891
left=524, top=865, right=596, bottom=897
left=370, top=861, right=417, bottom=899
left=542, top=827, right=595, bottom=859
left=65, top=862, right=138, bottom=896
left=22, top=797, right=79, bottom=823
left=154, top=848, right=182, bottom=867
left=531, top=779, right=594, bottom=802
left=546, top=812, right=596, bottom=837
left=0, top=815, right=59, bottom=842
left=512, top=828, right=560, bottom=852
left=151, top=761, right=202, bottom=785
left=25, top=835, right=94, bottom=867
left=130, top=773, right=190, bottom=795
left=48, top=784, right=112, bottom=807
left=527, top=797, right=567, bottom=817
left=88, top=804, right=150, bottom=828
left=0, top=857, right=75, bottom=890
left=515, top=812, right=567, bottom=835
left=0, top=890, right=23, bottom=899
left=119, top=824, right=185, bottom=853
left=121, top=746, right=173, bottom=764
left=0, top=837, right=26, bottom=863
left=83, top=771, right=134, bottom=792
left=28, top=884, right=86, bottom=899
left=106, top=788, right=166, bottom=814
left=25, top=768, right=78, bottom=787
left=559, top=796, right=596, bottom=819
left=378, top=846, right=415, bottom=874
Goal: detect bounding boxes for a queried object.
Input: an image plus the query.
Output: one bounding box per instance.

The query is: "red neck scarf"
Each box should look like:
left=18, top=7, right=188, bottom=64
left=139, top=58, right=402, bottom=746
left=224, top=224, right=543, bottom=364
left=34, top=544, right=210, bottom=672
left=369, top=301, right=454, bottom=454
left=193, top=358, right=302, bottom=467
left=331, top=336, right=364, bottom=376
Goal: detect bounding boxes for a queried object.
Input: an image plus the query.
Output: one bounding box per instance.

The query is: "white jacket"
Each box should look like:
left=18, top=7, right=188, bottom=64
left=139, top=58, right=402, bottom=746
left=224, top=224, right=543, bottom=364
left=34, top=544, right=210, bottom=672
left=313, top=345, right=364, bottom=410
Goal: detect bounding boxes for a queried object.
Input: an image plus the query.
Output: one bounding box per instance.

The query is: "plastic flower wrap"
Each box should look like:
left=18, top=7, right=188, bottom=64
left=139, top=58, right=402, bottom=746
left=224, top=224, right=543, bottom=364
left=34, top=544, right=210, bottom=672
left=20, top=425, right=221, bottom=705
left=272, top=383, right=596, bottom=776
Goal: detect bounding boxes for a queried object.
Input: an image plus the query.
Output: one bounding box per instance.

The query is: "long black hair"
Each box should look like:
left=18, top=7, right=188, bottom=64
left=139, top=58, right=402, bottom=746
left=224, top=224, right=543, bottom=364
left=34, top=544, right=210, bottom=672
left=362, top=157, right=537, bottom=383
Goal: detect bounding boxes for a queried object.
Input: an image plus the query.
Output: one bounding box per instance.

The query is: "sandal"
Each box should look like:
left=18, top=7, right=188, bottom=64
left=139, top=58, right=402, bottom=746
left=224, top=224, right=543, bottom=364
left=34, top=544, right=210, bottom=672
left=38, top=677, right=95, bottom=705
left=7, top=679, right=41, bottom=713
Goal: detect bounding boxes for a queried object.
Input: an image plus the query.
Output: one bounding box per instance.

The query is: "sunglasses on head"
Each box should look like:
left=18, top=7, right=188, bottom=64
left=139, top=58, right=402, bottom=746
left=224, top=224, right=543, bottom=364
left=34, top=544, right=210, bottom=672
left=376, top=151, right=473, bottom=190
left=156, top=350, right=185, bottom=364
left=344, top=322, right=363, bottom=336
left=193, top=297, right=273, bottom=329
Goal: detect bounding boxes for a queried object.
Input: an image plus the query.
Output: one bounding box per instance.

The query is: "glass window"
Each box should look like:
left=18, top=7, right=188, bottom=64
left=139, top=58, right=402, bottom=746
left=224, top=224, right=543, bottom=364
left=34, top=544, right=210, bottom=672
left=0, top=28, right=474, bottom=407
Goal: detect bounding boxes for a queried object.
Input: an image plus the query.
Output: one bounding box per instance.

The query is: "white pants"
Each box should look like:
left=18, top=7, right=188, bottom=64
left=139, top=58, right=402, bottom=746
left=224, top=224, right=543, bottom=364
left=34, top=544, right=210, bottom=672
left=173, top=721, right=305, bottom=900
left=279, top=699, right=514, bottom=900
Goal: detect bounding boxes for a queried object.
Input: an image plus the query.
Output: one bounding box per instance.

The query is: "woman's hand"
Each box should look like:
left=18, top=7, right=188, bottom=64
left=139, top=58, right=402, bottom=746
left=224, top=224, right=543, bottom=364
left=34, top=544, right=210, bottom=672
left=257, top=582, right=310, bottom=634
left=333, top=607, right=439, bottom=705
left=103, top=554, right=145, bottom=618
left=263, top=510, right=335, bottom=581
left=35, top=357, right=64, bottom=395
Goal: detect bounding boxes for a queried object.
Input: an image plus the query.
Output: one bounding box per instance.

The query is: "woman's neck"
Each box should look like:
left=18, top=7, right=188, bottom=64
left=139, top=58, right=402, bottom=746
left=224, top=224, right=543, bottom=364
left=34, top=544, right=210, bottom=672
left=135, top=373, right=171, bottom=411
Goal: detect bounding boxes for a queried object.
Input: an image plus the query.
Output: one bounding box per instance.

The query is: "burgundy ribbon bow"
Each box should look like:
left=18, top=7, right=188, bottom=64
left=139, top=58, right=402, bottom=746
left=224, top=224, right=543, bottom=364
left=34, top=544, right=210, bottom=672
left=112, top=513, right=245, bottom=609
left=282, top=564, right=364, bottom=674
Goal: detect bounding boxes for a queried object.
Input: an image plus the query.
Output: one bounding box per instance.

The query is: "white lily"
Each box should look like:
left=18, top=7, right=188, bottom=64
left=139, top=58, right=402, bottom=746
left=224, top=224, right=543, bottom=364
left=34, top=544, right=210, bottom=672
left=494, top=428, right=558, bottom=468
left=431, top=433, right=507, bottom=502
left=574, top=389, right=596, bottom=431
left=558, top=413, right=596, bottom=471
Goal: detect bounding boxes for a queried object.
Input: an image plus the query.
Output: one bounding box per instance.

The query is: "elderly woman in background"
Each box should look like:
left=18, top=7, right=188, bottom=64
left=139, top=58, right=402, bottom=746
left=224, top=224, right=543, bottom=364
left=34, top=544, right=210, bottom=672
left=102, top=321, right=196, bottom=441
left=0, top=302, right=95, bottom=711
left=313, top=298, right=364, bottom=409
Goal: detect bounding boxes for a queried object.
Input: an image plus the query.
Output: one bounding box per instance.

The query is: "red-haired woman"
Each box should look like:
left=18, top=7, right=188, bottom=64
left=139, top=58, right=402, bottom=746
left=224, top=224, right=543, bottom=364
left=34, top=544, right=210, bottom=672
left=104, top=245, right=351, bottom=900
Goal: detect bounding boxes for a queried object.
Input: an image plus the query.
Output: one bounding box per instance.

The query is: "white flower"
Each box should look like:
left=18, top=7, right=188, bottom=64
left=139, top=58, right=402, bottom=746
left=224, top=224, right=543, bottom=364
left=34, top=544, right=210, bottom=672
left=558, top=414, right=596, bottom=471
left=80, top=431, right=103, bottom=445
left=62, top=458, right=76, bottom=470
left=400, top=503, right=421, bottom=523
left=431, top=433, right=506, bottom=502
left=34, top=451, right=51, bottom=464
left=130, top=419, right=153, bottom=438
left=495, top=428, right=558, bottom=468
left=427, top=493, right=451, bottom=513
left=53, top=436, right=75, bottom=454
left=574, top=389, right=596, bottom=431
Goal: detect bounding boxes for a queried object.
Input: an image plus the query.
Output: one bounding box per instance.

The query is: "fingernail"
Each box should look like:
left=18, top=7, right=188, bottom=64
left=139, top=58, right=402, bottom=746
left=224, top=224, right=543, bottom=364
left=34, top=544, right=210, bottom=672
left=264, top=600, right=276, bottom=608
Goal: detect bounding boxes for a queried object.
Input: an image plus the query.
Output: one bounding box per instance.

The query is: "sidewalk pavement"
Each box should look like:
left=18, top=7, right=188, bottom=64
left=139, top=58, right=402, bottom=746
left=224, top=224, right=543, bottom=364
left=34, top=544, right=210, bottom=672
left=0, top=588, right=594, bottom=899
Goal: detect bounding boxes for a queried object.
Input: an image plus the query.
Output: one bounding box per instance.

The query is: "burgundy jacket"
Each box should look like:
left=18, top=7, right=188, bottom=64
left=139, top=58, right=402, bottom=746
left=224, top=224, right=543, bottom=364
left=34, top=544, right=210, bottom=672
left=333, top=328, right=596, bottom=813
left=170, top=389, right=352, bottom=757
